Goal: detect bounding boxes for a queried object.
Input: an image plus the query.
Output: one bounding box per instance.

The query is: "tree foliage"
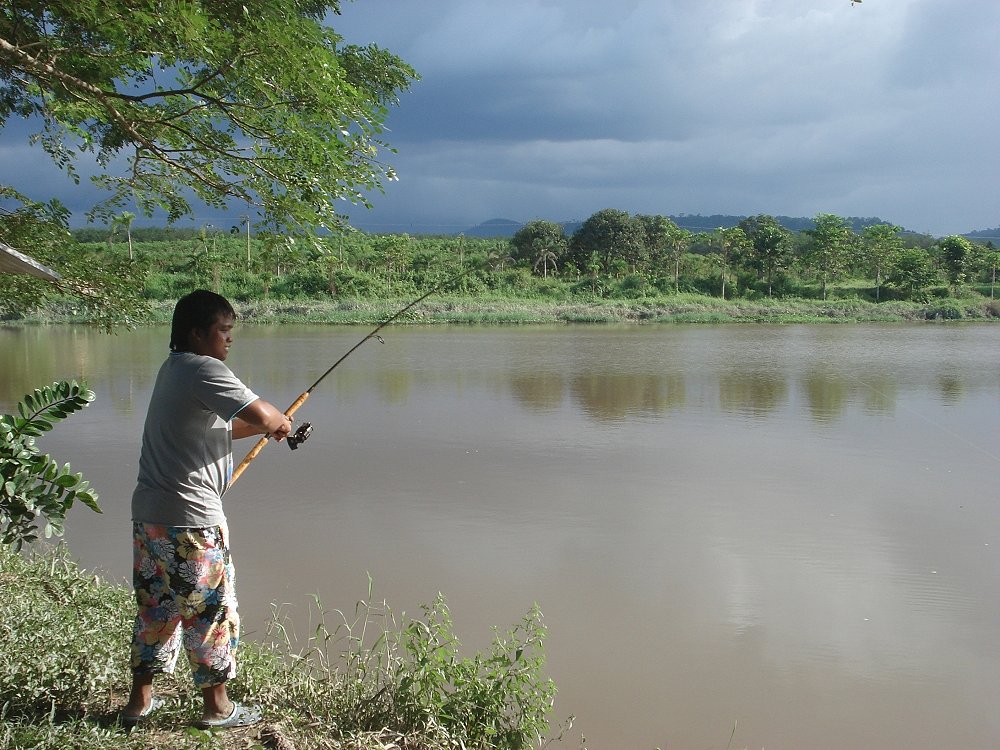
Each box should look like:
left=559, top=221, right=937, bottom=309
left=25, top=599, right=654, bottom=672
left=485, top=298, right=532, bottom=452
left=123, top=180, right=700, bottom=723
left=1, top=1, right=416, bottom=324
left=510, top=220, right=567, bottom=274
left=739, top=214, right=792, bottom=297
left=568, top=208, right=645, bottom=276
left=0, top=187, right=148, bottom=330
left=1, top=380, right=101, bottom=550
left=938, top=235, right=974, bottom=290
left=861, top=223, right=903, bottom=302
left=803, top=213, right=854, bottom=299
left=0, top=0, right=417, bottom=234
left=887, top=248, right=938, bottom=302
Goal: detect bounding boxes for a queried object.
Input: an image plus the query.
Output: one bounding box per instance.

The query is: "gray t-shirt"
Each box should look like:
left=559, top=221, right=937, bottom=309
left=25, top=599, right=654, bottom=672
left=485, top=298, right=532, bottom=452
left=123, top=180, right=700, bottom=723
left=131, top=352, right=259, bottom=527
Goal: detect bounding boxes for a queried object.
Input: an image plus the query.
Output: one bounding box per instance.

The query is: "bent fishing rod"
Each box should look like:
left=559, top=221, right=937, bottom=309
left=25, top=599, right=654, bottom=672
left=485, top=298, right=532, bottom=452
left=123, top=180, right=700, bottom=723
left=228, top=261, right=488, bottom=487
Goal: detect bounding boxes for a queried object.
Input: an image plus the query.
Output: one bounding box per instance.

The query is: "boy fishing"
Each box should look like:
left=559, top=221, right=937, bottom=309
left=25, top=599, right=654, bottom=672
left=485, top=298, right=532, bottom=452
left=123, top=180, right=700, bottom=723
left=122, top=290, right=292, bottom=728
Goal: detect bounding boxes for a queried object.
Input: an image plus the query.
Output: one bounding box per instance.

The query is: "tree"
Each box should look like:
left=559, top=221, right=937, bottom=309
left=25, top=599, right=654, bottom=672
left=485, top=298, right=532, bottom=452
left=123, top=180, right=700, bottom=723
left=938, top=235, right=974, bottom=291
left=982, top=247, right=1000, bottom=300
left=510, top=220, right=566, bottom=268
left=665, top=226, right=692, bottom=293
left=739, top=214, right=792, bottom=297
left=711, top=226, right=749, bottom=299
left=803, top=213, right=853, bottom=300
left=861, top=223, right=903, bottom=302
left=0, top=1, right=416, bottom=320
left=887, top=248, right=938, bottom=301
left=491, top=240, right=515, bottom=272
left=532, top=242, right=559, bottom=278
left=240, top=214, right=252, bottom=271
left=635, top=214, right=679, bottom=276
left=0, top=187, right=147, bottom=330
left=568, top=209, right=645, bottom=277
left=117, top=211, right=136, bottom=261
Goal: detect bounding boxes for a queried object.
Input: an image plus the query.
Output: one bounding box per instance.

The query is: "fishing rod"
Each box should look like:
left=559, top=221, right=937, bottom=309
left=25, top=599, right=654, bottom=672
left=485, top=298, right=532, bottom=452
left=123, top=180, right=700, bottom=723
left=228, top=260, right=488, bottom=487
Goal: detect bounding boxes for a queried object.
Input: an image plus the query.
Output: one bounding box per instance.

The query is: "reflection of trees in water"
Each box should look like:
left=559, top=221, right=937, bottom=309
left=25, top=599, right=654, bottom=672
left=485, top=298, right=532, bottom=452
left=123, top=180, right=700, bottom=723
left=719, top=372, right=788, bottom=417
left=375, top=370, right=414, bottom=405
left=802, top=372, right=851, bottom=422
left=509, top=373, right=565, bottom=411
left=568, top=372, right=685, bottom=421
left=936, top=374, right=964, bottom=404
left=0, top=327, right=155, bottom=415
left=0, top=329, right=53, bottom=406
left=1, top=328, right=93, bottom=406
left=858, top=375, right=896, bottom=415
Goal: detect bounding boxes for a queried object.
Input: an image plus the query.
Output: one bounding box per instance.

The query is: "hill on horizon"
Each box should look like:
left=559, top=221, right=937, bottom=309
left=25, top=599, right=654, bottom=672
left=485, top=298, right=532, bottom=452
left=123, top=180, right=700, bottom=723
left=462, top=214, right=932, bottom=239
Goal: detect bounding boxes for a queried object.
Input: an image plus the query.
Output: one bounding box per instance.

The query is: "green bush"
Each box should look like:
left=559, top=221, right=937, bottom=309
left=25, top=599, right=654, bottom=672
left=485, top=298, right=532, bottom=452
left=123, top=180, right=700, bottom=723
left=1, top=381, right=101, bottom=549
left=0, top=547, right=129, bottom=715
left=924, top=299, right=965, bottom=319
left=271, top=267, right=329, bottom=298
left=611, top=274, right=648, bottom=299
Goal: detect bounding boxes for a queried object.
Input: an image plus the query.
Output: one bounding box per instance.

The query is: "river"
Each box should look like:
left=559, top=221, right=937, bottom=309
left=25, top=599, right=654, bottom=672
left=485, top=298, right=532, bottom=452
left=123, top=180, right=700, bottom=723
left=2, top=322, right=999, bottom=749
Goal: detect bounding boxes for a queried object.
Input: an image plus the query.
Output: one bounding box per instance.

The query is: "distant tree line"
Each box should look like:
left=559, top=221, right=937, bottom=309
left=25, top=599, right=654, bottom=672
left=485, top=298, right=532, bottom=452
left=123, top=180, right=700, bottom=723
left=65, top=209, right=1000, bottom=310
left=506, top=209, right=997, bottom=304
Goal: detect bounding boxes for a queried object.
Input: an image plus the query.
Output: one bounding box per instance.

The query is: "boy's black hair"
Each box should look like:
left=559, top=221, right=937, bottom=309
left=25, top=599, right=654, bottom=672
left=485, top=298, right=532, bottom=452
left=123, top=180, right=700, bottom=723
left=170, top=290, right=236, bottom=352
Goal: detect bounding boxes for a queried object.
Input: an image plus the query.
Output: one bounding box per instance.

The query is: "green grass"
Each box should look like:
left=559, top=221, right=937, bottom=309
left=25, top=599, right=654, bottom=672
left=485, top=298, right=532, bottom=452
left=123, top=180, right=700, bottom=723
left=0, top=545, right=564, bottom=750
left=11, top=289, right=1000, bottom=328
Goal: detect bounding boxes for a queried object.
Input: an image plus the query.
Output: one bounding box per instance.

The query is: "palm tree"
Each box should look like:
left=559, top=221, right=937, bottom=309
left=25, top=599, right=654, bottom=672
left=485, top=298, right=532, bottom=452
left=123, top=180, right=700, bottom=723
left=118, top=211, right=135, bottom=260
left=533, top=246, right=558, bottom=278
left=240, top=215, right=251, bottom=270
left=492, top=241, right=514, bottom=271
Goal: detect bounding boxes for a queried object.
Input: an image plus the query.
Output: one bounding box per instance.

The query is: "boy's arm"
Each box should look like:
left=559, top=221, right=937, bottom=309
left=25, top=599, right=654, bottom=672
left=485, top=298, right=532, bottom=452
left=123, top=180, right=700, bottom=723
left=232, top=398, right=293, bottom=441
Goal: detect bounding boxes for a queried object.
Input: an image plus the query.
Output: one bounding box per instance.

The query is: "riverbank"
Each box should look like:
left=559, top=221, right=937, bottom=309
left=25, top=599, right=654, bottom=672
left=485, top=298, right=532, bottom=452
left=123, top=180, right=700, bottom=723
left=0, top=544, right=558, bottom=750
left=14, top=292, right=1000, bottom=326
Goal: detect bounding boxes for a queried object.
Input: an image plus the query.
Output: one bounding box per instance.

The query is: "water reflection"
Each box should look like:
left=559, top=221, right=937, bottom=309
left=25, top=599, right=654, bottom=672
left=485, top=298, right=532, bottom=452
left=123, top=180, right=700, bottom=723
left=568, top=372, right=685, bottom=421
left=802, top=371, right=852, bottom=422
left=718, top=372, right=787, bottom=417
left=509, top=373, right=564, bottom=411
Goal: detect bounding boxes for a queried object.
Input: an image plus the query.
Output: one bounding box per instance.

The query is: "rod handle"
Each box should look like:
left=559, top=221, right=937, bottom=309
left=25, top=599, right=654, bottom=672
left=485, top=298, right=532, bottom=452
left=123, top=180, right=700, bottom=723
left=229, top=390, right=312, bottom=487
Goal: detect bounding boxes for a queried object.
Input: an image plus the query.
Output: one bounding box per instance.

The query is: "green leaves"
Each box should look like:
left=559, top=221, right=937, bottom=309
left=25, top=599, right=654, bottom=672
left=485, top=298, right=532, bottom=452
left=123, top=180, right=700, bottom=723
left=1, top=380, right=101, bottom=550
left=1, top=1, right=417, bottom=238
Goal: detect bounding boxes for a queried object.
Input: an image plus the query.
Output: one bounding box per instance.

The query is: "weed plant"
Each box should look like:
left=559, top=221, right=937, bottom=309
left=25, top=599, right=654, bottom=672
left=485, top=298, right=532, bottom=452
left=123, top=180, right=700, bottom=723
left=0, top=546, right=562, bottom=750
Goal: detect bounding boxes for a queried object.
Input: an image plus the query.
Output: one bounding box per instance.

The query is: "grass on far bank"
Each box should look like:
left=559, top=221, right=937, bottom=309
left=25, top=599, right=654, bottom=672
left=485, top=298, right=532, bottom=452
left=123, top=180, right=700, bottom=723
left=0, top=544, right=563, bottom=750
left=17, top=291, right=1000, bottom=328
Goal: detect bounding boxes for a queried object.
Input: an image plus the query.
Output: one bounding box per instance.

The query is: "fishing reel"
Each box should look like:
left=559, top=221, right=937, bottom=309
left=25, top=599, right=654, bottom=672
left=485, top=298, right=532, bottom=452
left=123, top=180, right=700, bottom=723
left=286, top=421, right=313, bottom=450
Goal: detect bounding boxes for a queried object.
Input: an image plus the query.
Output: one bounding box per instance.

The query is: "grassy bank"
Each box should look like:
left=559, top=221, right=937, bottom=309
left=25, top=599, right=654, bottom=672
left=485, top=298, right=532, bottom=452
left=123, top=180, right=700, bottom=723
left=0, top=545, right=561, bottom=750
left=17, top=293, right=1000, bottom=326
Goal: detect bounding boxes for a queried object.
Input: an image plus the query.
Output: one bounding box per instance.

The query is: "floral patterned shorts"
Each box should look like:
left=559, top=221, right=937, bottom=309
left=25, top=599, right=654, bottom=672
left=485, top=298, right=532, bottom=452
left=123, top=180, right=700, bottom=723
left=130, top=522, right=240, bottom=687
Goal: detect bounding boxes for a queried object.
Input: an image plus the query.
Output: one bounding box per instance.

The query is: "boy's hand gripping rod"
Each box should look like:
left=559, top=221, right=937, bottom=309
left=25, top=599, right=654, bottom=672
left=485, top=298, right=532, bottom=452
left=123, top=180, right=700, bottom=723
left=228, top=263, right=485, bottom=487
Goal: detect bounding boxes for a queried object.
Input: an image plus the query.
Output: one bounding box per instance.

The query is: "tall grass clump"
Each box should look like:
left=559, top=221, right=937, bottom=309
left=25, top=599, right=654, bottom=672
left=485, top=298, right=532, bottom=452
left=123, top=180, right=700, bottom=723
left=0, top=545, right=131, bottom=719
left=0, top=545, right=562, bottom=750
left=249, top=582, right=559, bottom=750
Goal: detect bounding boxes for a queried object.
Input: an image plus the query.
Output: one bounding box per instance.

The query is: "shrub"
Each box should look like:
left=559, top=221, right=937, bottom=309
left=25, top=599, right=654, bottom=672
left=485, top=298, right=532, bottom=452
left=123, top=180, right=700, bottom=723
left=1, top=382, right=101, bottom=549
left=924, top=299, right=965, bottom=319
left=0, top=547, right=129, bottom=715
left=611, top=274, right=648, bottom=299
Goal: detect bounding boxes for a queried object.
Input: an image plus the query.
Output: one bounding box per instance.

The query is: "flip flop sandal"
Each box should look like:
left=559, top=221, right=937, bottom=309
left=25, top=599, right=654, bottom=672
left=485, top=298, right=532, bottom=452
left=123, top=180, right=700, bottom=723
left=196, top=701, right=262, bottom=729
left=121, top=695, right=165, bottom=727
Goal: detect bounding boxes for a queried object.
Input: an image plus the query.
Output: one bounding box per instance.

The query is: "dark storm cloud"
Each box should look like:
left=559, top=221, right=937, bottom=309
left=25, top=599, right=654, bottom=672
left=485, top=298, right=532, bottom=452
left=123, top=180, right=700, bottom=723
left=334, top=0, right=1000, bottom=236
left=2, top=1, right=997, bottom=235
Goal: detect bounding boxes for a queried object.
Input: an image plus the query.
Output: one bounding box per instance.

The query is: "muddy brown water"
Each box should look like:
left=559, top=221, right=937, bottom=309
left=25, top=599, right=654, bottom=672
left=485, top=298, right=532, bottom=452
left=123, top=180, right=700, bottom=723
left=3, top=322, right=999, bottom=749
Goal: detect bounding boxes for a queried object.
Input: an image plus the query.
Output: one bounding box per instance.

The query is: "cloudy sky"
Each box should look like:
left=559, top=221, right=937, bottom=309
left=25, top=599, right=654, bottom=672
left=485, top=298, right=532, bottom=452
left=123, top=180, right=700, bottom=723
left=330, top=0, right=1000, bottom=237
left=2, top=0, right=997, bottom=237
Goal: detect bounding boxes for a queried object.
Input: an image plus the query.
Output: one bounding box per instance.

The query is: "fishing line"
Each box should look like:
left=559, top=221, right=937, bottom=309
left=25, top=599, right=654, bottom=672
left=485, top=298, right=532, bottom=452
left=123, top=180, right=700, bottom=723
left=841, top=370, right=1000, bottom=465
left=228, top=261, right=489, bottom=487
